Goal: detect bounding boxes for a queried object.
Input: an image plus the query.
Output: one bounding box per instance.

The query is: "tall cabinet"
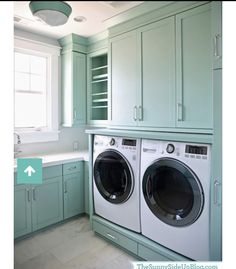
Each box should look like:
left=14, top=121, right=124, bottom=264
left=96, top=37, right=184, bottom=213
left=59, top=34, right=87, bottom=127
left=175, top=4, right=212, bottom=129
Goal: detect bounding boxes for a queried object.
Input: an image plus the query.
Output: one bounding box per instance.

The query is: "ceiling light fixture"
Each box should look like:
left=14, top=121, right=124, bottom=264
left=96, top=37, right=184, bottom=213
left=29, top=1, right=72, bottom=27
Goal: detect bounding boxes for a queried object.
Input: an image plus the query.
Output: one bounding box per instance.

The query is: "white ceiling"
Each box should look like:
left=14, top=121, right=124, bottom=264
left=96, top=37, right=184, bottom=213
left=14, top=1, right=144, bottom=39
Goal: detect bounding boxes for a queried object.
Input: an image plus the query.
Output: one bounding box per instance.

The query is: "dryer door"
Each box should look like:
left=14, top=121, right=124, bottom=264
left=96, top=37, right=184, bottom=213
left=94, top=150, right=133, bottom=204
left=142, top=158, right=204, bottom=227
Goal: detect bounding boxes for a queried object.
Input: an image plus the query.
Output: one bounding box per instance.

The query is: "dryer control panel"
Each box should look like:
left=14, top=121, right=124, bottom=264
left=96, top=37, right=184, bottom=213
left=185, top=145, right=207, bottom=155
left=142, top=139, right=210, bottom=161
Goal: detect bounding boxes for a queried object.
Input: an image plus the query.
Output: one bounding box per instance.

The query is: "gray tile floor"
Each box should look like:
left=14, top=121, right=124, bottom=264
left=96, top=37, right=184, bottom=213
left=14, top=216, right=137, bottom=269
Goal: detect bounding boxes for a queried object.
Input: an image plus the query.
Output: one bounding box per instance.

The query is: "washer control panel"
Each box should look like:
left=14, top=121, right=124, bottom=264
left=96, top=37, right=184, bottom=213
left=94, top=135, right=137, bottom=151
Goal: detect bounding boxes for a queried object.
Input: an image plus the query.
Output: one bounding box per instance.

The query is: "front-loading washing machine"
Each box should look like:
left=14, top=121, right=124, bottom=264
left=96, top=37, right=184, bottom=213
left=93, top=135, right=141, bottom=233
left=140, top=139, right=211, bottom=260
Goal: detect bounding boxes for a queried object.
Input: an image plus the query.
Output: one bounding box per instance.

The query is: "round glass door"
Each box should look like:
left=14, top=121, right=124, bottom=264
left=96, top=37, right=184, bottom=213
left=94, top=150, right=133, bottom=204
left=142, top=158, right=204, bottom=227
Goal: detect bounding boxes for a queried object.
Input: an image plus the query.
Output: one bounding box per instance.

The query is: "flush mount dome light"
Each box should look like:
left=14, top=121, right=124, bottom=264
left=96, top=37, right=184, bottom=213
left=29, top=1, right=72, bottom=26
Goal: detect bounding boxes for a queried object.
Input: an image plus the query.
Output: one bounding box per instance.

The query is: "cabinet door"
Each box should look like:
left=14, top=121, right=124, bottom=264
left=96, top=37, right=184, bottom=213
left=61, top=51, right=86, bottom=127
left=14, top=185, right=32, bottom=238
left=176, top=4, right=212, bottom=129
left=73, top=52, right=86, bottom=125
left=84, top=161, right=89, bottom=215
left=31, top=176, right=63, bottom=231
left=211, top=1, right=222, bottom=69
left=110, top=31, right=140, bottom=126
left=210, top=69, right=222, bottom=260
left=64, top=170, right=84, bottom=219
left=139, top=17, right=175, bottom=128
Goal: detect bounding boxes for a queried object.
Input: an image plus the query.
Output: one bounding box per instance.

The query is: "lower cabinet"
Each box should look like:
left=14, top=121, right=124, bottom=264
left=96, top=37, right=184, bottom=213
left=84, top=161, right=89, bottom=215
left=138, top=245, right=170, bottom=261
left=93, top=220, right=138, bottom=255
left=14, top=161, right=87, bottom=239
left=14, top=184, right=32, bottom=238
left=63, top=162, right=84, bottom=219
left=14, top=165, right=63, bottom=239
left=31, top=176, right=63, bottom=231
left=92, top=217, right=189, bottom=261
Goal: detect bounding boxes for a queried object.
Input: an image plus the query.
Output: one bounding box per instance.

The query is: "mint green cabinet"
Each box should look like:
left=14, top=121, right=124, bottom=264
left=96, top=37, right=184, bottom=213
left=110, top=18, right=176, bottom=129
left=211, top=1, right=222, bottom=69
left=84, top=161, right=89, bottom=214
left=210, top=69, right=222, bottom=260
left=61, top=51, right=86, bottom=127
left=14, top=165, right=63, bottom=239
left=14, top=184, right=32, bottom=238
left=31, top=176, right=63, bottom=231
left=176, top=4, right=212, bottom=129
left=139, top=17, right=175, bottom=128
left=110, top=3, right=213, bottom=131
left=110, top=31, right=139, bottom=126
left=63, top=162, right=84, bottom=219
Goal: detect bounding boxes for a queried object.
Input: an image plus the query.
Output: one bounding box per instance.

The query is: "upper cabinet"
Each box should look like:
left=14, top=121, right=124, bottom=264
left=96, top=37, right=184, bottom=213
left=139, top=17, right=175, bottom=128
left=176, top=4, right=212, bottom=129
left=109, top=3, right=215, bottom=132
left=110, top=31, right=139, bottom=126
left=211, top=1, right=222, bottom=69
left=59, top=35, right=87, bottom=127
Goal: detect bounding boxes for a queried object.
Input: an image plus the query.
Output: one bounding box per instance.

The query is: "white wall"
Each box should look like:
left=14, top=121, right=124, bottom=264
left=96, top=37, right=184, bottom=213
left=17, top=126, right=88, bottom=156
left=14, top=27, right=88, bottom=156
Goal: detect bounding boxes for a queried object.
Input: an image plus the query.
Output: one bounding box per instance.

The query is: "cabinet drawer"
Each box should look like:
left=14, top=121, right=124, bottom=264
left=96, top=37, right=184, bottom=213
left=63, top=162, right=82, bottom=175
left=138, top=244, right=170, bottom=261
left=93, top=221, right=138, bottom=255
left=15, top=166, right=63, bottom=184
left=43, top=165, right=62, bottom=179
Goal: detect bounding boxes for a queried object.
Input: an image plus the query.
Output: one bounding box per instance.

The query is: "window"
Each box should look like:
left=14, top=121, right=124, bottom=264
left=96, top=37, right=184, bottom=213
left=14, top=51, right=47, bottom=128
left=14, top=36, right=60, bottom=144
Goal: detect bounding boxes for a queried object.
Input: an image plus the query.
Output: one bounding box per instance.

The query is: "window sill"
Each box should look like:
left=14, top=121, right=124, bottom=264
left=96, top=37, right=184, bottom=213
left=14, top=130, right=60, bottom=144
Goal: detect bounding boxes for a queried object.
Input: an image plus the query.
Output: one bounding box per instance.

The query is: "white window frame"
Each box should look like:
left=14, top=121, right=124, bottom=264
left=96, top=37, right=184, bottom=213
left=14, top=36, right=61, bottom=144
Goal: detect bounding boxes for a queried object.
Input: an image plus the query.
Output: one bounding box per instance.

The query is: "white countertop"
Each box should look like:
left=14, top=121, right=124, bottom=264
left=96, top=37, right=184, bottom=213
left=14, top=151, right=89, bottom=171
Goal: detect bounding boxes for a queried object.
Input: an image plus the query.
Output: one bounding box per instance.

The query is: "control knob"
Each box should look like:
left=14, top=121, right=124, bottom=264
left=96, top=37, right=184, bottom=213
left=109, top=138, right=116, bottom=146
left=166, top=143, right=175, bottom=154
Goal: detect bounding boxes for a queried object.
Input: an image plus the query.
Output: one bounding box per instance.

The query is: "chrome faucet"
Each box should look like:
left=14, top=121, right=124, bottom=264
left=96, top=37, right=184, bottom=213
left=14, top=132, right=22, bottom=157
left=14, top=132, right=21, bottom=144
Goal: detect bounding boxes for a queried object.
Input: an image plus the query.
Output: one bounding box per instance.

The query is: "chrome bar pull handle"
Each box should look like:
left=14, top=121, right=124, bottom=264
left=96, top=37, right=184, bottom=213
left=138, top=105, right=143, bottom=121
left=214, top=180, right=221, bottom=205
left=32, top=188, right=36, bottom=201
left=106, top=233, right=117, bottom=240
left=64, top=182, right=67, bottom=193
left=73, top=109, right=77, bottom=119
left=177, top=103, right=183, bottom=121
left=27, top=189, right=30, bottom=202
left=133, top=106, right=137, bottom=121
left=214, top=34, right=221, bottom=58
left=69, top=166, right=77, bottom=171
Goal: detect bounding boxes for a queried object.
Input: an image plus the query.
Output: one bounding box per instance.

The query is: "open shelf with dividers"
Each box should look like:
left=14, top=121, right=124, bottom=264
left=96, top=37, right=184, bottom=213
left=90, top=53, right=108, bottom=122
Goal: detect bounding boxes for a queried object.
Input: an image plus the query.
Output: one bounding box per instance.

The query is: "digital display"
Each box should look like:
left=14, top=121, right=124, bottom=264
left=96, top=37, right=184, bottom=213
left=122, top=139, right=136, bottom=146
left=185, top=145, right=207, bottom=155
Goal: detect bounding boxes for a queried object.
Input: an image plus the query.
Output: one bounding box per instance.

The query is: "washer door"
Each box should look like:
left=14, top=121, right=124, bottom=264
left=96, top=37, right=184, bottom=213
left=142, top=158, right=204, bottom=227
left=94, top=150, right=133, bottom=204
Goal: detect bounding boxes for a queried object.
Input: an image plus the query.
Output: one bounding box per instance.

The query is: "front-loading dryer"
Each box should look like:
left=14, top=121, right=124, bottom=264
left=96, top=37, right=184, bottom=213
left=140, top=139, right=211, bottom=261
left=93, top=135, right=141, bottom=233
